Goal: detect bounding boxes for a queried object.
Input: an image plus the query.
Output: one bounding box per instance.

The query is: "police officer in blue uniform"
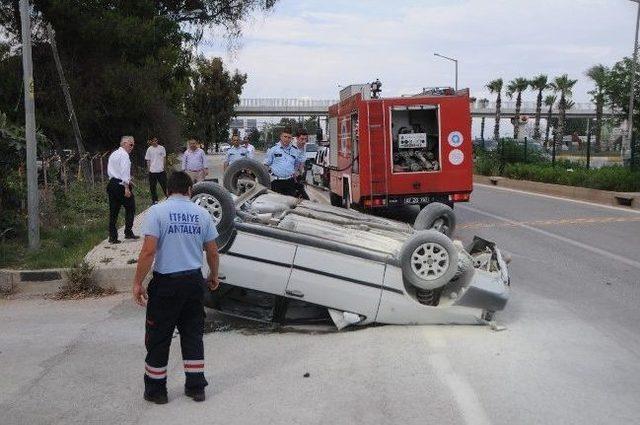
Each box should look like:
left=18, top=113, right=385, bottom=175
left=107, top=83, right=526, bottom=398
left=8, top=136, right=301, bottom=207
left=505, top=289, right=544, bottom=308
left=132, top=171, right=220, bottom=404
left=263, top=127, right=302, bottom=196
left=223, top=134, right=250, bottom=170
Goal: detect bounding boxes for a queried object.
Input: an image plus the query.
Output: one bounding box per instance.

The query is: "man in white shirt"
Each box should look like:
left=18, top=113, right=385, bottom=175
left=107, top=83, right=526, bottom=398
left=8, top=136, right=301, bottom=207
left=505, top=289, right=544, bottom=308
left=107, top=135, right=139, bottom=244
left=181, top=140, right=208, bottom=183
left=144, top=137, right=167, bottom=204
left=242, top=136, right=256, bottom=158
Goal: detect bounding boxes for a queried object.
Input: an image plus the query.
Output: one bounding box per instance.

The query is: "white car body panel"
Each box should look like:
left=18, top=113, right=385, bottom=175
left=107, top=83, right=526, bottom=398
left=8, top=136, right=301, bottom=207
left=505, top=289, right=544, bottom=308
left=286, top=246, right=385, bottom=322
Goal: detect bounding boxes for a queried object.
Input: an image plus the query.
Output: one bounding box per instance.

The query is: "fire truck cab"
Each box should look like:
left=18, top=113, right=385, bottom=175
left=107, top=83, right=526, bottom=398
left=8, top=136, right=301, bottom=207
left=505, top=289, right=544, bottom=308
left=327, top=84, right=473, bottom=211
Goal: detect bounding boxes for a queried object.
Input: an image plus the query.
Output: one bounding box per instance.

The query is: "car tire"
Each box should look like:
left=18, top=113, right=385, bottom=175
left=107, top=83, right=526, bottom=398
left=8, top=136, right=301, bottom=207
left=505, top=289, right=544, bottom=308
left=413, top=202, right=456, bottom=237
left=223, top=158, right=271, bottom=195
left=400, top=230, right=459, bottom=290
left=191, top=182, right=236, bottom=242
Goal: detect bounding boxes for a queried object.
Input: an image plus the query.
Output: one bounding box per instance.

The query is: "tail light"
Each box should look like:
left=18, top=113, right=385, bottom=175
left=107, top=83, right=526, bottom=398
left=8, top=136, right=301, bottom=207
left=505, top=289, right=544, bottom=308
left=364, top=197, right=387, bottom=207
left=450, top=193, right=471, bottom=202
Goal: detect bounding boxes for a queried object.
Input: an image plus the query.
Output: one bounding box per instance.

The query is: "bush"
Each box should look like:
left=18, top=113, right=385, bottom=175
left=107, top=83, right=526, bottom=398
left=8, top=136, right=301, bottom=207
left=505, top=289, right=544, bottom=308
left=55, top=260, right=115, bottom=299
left=500, top=163, right=640, bottom=192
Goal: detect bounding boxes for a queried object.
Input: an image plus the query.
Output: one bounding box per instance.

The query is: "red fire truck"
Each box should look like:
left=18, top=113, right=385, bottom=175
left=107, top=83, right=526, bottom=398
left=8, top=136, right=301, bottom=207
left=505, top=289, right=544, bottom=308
left=327, top=84, right=473, bottom=215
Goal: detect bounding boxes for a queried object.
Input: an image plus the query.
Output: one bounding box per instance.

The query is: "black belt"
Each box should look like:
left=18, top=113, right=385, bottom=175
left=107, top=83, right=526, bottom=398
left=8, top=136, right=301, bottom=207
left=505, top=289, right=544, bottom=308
left=153, top=268, right=201, bottom=278
left=109, top=178, right=122, bottom=183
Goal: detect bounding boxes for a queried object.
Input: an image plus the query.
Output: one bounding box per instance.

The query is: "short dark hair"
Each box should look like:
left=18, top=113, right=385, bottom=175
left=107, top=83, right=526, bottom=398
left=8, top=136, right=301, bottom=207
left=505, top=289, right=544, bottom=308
left=282, top=127, right=293, bottom=135
left=167, top=171, right=193, bottom=195
left=296, top=129, right=308, bottom=137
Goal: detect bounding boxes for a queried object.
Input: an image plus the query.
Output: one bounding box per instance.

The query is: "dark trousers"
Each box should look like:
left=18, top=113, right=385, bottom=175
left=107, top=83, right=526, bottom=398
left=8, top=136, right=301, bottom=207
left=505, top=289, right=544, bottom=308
left=107, top=178, right=135, bottom=241
left=144, top=271, right=208, bottom=395
left=148, top=171, right=167, bottom=203
left=270, top=178, right=297, bottom=197
left=295, top=175, right=309, bottom=200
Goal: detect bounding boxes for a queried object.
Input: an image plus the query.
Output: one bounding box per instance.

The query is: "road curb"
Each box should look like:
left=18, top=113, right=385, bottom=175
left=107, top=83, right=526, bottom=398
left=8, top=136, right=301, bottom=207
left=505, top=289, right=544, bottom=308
left=0, top=265, right=137, bottom=296
left=474, top=175, right=640, bottom=210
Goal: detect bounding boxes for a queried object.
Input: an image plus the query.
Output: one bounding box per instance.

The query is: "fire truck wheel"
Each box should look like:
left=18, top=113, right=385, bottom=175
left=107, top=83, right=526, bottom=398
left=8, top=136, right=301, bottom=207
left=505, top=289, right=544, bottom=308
left=413, top=202, right=456, bottom=237
left=191, top=181, right=236, bottom=240
left=330, top=192, right=343, bottom=207
left=400, top=230, right=459, bottom=290
left=223, top=158, right=271, bottom=195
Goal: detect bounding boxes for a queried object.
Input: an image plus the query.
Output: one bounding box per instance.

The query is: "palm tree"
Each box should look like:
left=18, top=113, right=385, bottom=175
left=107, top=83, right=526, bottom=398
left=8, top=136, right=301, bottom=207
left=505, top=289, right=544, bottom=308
left=486, top=79, right=503, bottom=141
left=506, top=77, right=530, bottom=139
left=544, top=94, right=557, bottom=147
left=585, top=64, right=609, bottom=152
left=550, top=74, right=578, bottom=150
left=478, top=98, right=489, bottom=142
left=529, top=74, right=549, bottom=141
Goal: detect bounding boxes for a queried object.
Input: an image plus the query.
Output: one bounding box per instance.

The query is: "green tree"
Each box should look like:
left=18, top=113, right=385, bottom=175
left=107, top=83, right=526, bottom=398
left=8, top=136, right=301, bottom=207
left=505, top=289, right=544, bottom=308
left=604, top=56, right=640, bottom=137
left=550, top=74, right=578, bottom=147
left=486, top=78, right=503, bottom=141
left=529, top=74, right=549, bottom=141
left=585, top=64, right=610, bottom=152
left=184, top=56, right=247, bottom=153
left=506, top=77, right=529, bottom=139
left=0, top=1, right=276, bottom=156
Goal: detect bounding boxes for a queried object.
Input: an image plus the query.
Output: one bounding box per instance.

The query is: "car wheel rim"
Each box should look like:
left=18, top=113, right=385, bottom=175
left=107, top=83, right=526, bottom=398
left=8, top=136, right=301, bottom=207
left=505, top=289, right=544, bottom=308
left=192, top=194, right=222, bottom=225
left=410, top=242, right=449, bottom=280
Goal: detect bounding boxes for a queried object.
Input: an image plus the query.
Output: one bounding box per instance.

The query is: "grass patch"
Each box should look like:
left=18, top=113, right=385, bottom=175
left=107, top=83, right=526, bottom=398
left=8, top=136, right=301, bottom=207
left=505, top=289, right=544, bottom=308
left=54, top=260, right=116, bottom=299
left=0, top=179, right=151, bottom=269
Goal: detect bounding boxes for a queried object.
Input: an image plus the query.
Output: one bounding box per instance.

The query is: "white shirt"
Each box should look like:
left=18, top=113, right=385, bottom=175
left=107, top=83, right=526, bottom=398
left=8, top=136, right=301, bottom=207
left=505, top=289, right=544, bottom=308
left=182, top=148, right=207, bottom=171
left=145, top=145, right=166, bottom=173
left=243, top=143, right=256, bottom=157
left=107, top=147, right=132, bottom=185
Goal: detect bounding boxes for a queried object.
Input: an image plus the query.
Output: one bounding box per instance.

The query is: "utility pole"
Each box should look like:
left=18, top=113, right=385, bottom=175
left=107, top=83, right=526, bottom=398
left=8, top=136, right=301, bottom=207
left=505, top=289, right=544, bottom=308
left=627, top=0, right=640, bottom=165
left=47, top=24, right=90, bottom=179
left=19, top=0, right=40, bottom=250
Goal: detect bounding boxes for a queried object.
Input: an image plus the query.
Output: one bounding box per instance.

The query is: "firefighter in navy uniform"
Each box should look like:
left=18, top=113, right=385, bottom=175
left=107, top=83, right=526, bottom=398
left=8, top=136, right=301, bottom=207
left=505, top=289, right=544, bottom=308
left=263, top=127, right=302, bottom=196
left=132, top=171, right=220, bottom=404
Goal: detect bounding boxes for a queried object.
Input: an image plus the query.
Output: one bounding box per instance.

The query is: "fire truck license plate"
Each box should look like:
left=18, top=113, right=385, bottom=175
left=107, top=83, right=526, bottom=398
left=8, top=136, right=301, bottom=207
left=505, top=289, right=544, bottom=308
left=404, top=196, right=432, bottom=205
left=398, top=133, right=427, bottom=149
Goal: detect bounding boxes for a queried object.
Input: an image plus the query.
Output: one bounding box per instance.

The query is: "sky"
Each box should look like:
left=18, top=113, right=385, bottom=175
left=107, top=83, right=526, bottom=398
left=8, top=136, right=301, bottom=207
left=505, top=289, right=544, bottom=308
left=201, top=0, right=639, bottom=105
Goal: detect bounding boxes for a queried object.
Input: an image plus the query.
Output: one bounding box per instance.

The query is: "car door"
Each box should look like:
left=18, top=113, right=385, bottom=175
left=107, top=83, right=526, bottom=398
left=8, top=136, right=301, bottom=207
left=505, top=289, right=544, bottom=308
left=217, top=231, right=296, bottom=295
left=285, top=245, right=385, bottom=320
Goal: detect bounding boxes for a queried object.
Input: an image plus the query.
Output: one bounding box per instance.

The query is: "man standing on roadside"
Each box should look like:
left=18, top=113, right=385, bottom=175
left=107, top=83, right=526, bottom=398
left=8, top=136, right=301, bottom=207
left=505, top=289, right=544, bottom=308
left=107, top=136, right=139, bottom=244
left=242, top=135, right=256, bottom=158
left=145, top=137, right=167, bottom=204
left=132, top=171, right=220, bottom=405
left=263, top=127, right=302, bottom=196
left=182, top=139, right=208, bottom=183
left=224, top=134, right=249, bottom=170
left=294, top=129, right=310, bottom=200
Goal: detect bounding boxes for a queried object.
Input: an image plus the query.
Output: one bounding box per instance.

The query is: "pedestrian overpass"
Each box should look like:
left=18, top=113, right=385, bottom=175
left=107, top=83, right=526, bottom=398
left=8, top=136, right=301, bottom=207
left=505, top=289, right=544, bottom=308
left=234, top=98, right=620, bottom=119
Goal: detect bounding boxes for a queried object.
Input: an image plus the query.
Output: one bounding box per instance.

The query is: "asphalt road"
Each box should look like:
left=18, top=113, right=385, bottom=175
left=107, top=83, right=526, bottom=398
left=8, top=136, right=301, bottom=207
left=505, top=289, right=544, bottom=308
left=2, top=158, right=640, bottom=425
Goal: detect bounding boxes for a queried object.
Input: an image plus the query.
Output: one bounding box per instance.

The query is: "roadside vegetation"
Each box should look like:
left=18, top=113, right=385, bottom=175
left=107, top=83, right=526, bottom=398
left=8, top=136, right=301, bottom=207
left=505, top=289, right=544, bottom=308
left=0, top=178, right=152, bottom=269
left=54, top=260, right=116, bottom=299
left=474, top=141, right=640, bottom=192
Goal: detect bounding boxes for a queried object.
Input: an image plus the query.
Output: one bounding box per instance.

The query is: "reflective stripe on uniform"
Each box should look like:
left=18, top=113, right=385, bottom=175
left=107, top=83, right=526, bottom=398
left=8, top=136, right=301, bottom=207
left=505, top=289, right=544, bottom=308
left=184, top=359, right=205, bottom=373
left=145, top=363, right=167, bottom=379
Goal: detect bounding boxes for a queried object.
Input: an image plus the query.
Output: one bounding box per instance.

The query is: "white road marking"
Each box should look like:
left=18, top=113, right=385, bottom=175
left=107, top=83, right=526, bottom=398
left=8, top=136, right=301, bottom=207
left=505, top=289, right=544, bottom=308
left=424, top=330, right=492, bottom=425
left=474, top=183, right=640, bottom=215
left=459, top=204, right=640, bottom=271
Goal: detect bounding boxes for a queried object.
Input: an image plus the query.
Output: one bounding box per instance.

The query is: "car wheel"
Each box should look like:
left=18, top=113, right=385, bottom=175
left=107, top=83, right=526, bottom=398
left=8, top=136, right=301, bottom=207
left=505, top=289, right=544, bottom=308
left=223, top=158, right=271, bottom=195
left=191, top=181, right=236, bottom=242
left=400, top=230, right=459, bottom=290
left=413, top=202, right=456, bottom=237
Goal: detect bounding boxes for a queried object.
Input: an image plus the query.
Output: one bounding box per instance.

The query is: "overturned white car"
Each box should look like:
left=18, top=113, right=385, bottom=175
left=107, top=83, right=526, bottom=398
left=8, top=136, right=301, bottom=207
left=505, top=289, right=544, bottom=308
left=191, top=163, right=510, bottom=329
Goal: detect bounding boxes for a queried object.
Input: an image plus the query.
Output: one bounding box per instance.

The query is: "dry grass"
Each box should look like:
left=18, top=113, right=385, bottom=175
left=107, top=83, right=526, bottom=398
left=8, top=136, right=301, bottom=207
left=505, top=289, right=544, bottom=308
left=55, top=261, right=116, bottom=299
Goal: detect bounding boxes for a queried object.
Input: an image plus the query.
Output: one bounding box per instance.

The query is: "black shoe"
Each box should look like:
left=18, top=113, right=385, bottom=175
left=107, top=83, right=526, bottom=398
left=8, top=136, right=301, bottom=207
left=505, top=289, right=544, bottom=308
left=125, top=234, right=140, bottom=240
left=185, top=388, right=206, bottom=402
left=108, top=238, right=121, bottom=244
left=144, top=392, right=168, bottom=405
